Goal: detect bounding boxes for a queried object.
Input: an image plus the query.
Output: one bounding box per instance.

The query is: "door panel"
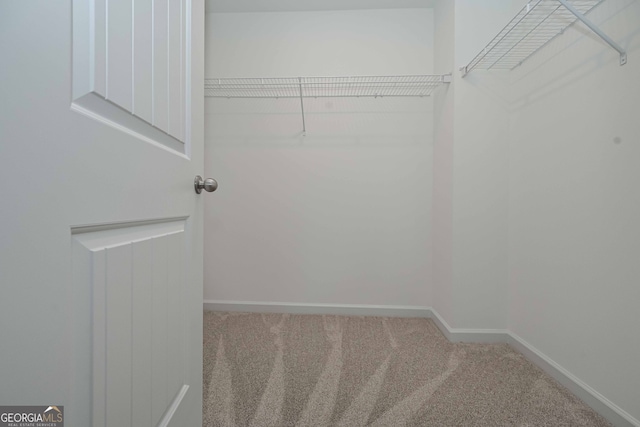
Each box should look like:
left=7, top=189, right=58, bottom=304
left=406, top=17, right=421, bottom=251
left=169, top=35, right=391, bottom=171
left=106, top=0, right=134, bottom=110
left=72, top=220, right=189, bottom=427
left=153, top=0, right=170, bottom=133
left=93, top=0, right=107, bottom=97
left=72, top=0, right=188, bottom=148
left=133, top=0, right=154, bottom=123
left=0, top=0, right=204, bottom=425
left=132, top=239, right=153, bottom=427
left=168, top=0, right=185, bottom=141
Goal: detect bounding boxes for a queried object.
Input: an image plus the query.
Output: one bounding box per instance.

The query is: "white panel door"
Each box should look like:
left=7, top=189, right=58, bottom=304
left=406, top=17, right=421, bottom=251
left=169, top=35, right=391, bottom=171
left=0, top=1, right=205, bottom=426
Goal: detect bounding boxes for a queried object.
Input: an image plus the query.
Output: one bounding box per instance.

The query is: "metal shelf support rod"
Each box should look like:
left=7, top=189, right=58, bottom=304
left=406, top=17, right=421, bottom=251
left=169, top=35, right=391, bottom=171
left=298, top=77, right=307, bottom=135
left=557, top=0, right=627, bottom=65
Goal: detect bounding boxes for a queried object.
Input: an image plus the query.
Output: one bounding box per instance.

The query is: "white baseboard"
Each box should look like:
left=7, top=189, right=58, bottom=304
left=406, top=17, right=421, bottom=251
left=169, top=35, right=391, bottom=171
left=203, top=300, right=431, bottom=318
left=203, top=300, right=639, bottom=427
left=506, top=333, right=639, bottom=427
left=428, top=310, right=638, bottom=427
left=427, top=308, right=510, bottom=343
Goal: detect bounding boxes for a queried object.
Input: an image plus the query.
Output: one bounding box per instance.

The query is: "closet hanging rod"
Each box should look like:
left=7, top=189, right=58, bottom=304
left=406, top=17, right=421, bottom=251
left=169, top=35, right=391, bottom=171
left=461, top=0, right=627, bottom=77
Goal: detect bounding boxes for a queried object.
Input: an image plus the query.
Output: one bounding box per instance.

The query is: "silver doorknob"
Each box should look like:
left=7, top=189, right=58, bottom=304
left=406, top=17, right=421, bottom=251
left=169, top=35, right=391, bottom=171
left=194, top=175, right=218, bottom=194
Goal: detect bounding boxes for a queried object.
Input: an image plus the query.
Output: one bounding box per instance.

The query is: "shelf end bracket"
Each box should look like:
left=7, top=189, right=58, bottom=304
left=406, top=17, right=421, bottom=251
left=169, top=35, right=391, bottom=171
left=558, top=0, right=627, bottom=66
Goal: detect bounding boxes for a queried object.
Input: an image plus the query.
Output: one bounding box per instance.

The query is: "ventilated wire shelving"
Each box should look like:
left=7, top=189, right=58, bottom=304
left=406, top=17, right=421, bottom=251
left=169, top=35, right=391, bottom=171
left=461, top=0, right=627, bottom=76
left=205, top=75, right=451, bottom=98
left=205, top=74, right=451, bottom=134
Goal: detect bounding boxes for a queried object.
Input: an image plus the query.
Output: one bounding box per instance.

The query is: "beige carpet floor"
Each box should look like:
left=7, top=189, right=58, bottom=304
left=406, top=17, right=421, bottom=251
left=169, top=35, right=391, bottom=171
left=203, top=312, right=611, bottom=426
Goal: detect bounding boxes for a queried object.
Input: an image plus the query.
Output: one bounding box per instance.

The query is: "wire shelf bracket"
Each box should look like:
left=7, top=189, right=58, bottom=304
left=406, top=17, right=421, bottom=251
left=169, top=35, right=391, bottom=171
left=558, top=0, right=626, bottom=65
left=205, top=74, right=452, bottom=135
left=461, top=0, right=627, bottom=77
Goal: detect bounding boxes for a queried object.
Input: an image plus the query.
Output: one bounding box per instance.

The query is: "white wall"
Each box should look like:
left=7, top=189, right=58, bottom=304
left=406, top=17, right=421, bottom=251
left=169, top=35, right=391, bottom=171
left=432, top=0, right=521, bottom=330
left=204, top=2, right=640, bottom=422
left=447, top=0, right=640, bottom=420
left=508, top=0, right=640, bottom=421
left=432, top=0, right=455, bottom=326
left=204, top=9, right=435, bottom=306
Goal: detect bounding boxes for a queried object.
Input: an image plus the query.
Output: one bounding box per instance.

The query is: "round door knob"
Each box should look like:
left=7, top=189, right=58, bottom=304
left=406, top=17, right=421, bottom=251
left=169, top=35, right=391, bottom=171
left=195, top=175, right=218, bottom=194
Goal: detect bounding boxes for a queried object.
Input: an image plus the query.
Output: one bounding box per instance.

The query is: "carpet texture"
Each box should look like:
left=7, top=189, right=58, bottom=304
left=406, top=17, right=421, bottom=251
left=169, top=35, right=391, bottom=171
left=203, top=312, right=611, bottom=426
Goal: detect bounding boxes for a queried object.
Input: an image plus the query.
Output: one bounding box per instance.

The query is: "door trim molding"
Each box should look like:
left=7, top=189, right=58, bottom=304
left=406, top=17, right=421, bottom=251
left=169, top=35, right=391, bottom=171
left=71, top=94, right=187, bottom=156
left=158, top=385, right=190, bottom=427
left=71, top=216, right=189, bottom=235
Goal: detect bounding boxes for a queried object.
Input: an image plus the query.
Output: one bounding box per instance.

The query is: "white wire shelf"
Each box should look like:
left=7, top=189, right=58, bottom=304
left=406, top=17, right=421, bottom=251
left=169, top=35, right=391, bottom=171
left=461, top=0, right=627, bottom=76
left=205, top=75, right=452, bottom=99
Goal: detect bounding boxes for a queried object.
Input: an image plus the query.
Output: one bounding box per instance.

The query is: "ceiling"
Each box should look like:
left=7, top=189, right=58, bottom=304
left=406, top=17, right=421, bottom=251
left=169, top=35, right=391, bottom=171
left=206, top=0, right=435, bottom=13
